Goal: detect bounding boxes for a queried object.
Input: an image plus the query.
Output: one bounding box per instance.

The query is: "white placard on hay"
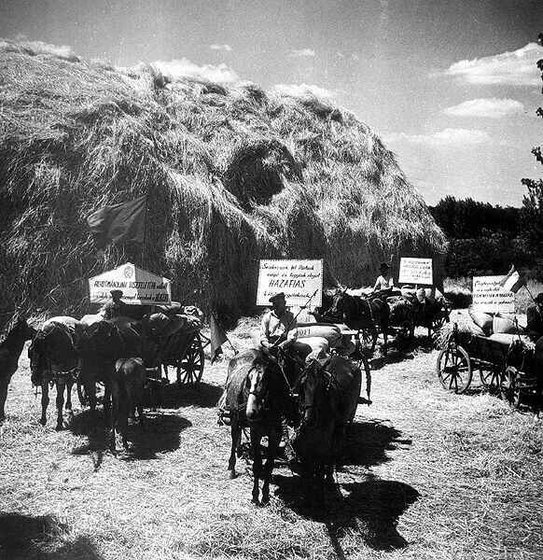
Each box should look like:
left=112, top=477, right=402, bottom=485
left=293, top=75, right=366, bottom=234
left=256, top=259, right=323, bottom=308
left=472, top=275, right=515, bottom=314
left=88, top=262, right=171, bottom=305
left=398, top=257, right=433, bottom=285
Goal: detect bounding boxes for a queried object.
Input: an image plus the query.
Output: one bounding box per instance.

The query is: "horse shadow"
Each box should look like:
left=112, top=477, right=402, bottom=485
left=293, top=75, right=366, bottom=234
left=274, top=419, right=418, bottom=552
left=157, top=381, right=223, bottom=409
left=0, top=512, right=103, bottom=559
left=69, top=408, right=191, bottom=464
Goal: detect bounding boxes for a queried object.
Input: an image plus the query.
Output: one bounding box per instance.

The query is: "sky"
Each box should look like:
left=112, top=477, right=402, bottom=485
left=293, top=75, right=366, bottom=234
left=1, top=0, right=542, bottom=207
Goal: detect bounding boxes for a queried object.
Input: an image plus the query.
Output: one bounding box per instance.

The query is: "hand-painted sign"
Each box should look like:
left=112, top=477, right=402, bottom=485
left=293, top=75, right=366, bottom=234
left=472, top=276, right=515, bottom=314
left=256, top=259, right=323, bottom=308
left=399, top=257, right=433, bottom=285
left=88, top=262, right=171, bottom=305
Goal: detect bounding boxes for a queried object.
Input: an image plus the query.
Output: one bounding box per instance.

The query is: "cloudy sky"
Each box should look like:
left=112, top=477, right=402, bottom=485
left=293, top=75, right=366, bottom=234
left=1, top=0, right=542, bottom=206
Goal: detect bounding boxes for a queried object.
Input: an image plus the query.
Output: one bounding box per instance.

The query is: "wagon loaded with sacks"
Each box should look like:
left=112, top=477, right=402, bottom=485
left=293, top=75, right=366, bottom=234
left=387, top=287, right=450, bottom=340
left=76, top=263, right=207, bottom=409
left=435, top=309, right=541, bottom=408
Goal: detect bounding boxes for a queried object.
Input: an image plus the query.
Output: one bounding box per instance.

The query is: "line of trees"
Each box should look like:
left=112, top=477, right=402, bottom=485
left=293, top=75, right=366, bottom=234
left=429, top=197, right=532, bottom=278
left=431, top=34, right=542, bottom=280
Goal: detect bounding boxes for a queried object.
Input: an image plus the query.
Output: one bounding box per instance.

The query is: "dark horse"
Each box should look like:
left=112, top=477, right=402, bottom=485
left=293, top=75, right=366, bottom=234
left=321, top=289, right=389, bottom=354
left=221, top=348, right=294, bottom=505
left=74, top=319, right=144, bottom=413
left=291, top=354, right=361, bottom=495
left=0, top=315, right=36, bottom=422
left=28, top=316, right=79, bottom=430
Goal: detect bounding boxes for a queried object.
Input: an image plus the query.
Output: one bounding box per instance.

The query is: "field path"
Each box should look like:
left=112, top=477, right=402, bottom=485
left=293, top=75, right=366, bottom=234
left=1, top=325, right=543, bottom=560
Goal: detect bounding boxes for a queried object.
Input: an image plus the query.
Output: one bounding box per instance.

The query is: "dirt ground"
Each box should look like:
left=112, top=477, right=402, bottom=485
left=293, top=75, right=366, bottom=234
left=1, top=319, right=543, bottom=560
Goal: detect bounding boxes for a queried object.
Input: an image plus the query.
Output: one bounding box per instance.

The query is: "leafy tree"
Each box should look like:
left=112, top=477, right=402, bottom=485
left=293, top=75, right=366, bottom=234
left=520, top=34, right=543, bottom=251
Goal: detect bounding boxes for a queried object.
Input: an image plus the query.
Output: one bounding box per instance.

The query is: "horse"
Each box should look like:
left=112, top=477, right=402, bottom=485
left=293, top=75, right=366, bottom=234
left=220, top=348, right=295, bottom=505
left=291, top=354, right=361, bottom=496
left=74, top=319, right=144, bottom=413
left=321, top=289, right=389, bottom=354
left=110, top=357, right=146, bottom=452
left=28, top=316, right=79, bottom=430
left=0, top=315, right=36, bottom=422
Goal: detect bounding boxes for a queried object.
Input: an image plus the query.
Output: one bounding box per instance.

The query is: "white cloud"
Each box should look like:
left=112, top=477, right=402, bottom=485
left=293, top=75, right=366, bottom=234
left=0, top=39, right=78, bottom=61
left=440, top=42, right=543, bottom=86
left=273, top=83, right=336, bottom=100
left=385, top=128, right=491, bottom=147
left=210, top=44, right=232, bottom=52
left=288, top=48, right=316, bottom=58
left=154, top=58, right=239, bottom=83
left=443, top=98, right=525, bottom=118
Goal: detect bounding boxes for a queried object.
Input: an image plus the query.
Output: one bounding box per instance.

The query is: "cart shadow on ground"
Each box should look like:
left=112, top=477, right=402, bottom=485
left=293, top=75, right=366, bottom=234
left=68, top=408, right=191, bottom=466
left=274, top=419, right=418, bottom=555
left=157, top=381, right=223, bottom=409
left=0, top=512, right=103, bottom=560
left=368, top=334, right=435, bottom=371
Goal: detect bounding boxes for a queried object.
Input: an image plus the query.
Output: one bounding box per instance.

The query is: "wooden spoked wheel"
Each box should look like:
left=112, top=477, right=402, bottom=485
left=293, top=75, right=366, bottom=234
left=174, top=334, right=205, bottom=384
left=436, top=344, right=472, bottom=394
left=479, top=366, right=503, bottom=392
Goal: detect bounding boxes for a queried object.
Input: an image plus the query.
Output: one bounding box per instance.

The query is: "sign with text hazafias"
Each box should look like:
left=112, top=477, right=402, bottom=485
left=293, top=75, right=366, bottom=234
left=472, top=276, right=515, bottom=314
left=398, top=257, right=433, bottom=285
left=89, top=262, right=171, bottom=305
left=256, top=259, right=323, bottom=308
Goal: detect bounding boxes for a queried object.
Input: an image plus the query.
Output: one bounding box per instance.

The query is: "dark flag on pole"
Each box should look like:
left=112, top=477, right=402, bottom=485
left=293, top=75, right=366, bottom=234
left=210, top=312, right=228, bottom=363
left=86, top=196, right=147, bottom=250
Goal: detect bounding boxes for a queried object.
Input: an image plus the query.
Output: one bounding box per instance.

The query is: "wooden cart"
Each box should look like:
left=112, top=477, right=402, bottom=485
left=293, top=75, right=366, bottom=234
left=436, top=324, right=540, bottom=408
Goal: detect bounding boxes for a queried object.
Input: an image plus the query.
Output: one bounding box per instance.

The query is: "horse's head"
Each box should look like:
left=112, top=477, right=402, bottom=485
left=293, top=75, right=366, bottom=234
left=296, top=361, right=332, bottom=428
left=2, top=314, right=36, bottom=344
left=28, top=330, right=50, bottom=385
left=327, top=289, right=355, bottom=322
left=245, top=353, right=284, bottom=422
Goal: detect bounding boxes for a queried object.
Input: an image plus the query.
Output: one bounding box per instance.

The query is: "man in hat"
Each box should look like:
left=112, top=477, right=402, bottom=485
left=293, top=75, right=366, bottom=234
left=372, top=262, right=394, bottom=296
left=100, top=289, right=130, bottom=320
left=260, top=292, right=297, bottom=350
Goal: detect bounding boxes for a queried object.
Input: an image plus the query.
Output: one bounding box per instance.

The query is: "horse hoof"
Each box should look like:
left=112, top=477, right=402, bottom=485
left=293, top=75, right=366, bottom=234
left=55, top=424, right=63, bottom=431
left=251, top=498, right=260, bottom=506
left=39, top=418, right=46, bottom=426
left=228, top=470, right=237, bottom=480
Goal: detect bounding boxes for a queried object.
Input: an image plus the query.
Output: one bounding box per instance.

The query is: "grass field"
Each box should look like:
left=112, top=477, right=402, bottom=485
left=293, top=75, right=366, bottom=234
left=1, top=318, right=543, bottom=560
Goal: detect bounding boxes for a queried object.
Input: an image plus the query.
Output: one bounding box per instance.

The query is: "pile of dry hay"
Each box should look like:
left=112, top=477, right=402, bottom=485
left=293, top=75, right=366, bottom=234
left=0, top=40, right=447, bottom=323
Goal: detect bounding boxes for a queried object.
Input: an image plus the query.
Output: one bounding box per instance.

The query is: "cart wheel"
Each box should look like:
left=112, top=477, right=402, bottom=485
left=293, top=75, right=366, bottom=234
left=436, top=344, right=472, bottom=394
left=176, top=334, right=205, bottom=384
left=432, top=314, right=448, bottom=333
left=479, top=367, right=502, bottom=392
left=500, top=366, right=521, bottom=408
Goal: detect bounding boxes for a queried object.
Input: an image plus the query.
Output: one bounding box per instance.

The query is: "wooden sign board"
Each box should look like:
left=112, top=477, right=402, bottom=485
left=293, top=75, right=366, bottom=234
left=398, top=257, right=433, bottom=285
left=256, top=259, right=323, bottom=308
left=472, top=276, right=515, bottom=314
left=89, top=262, right=171, bottom=305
